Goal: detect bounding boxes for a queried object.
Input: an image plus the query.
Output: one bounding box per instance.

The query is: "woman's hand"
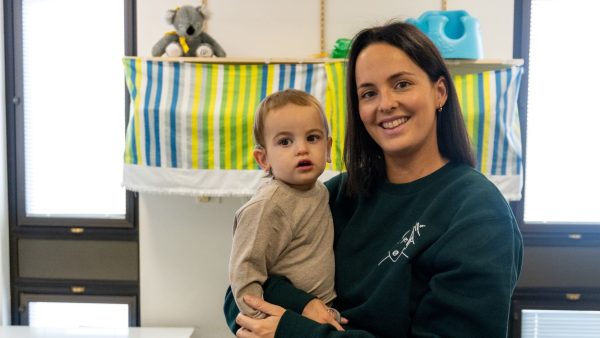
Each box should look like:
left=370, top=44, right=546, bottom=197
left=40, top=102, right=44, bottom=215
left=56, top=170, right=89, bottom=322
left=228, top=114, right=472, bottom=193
left=302, top=298, right=348, bottom=331
left=235, top=295, right=285, bottom=338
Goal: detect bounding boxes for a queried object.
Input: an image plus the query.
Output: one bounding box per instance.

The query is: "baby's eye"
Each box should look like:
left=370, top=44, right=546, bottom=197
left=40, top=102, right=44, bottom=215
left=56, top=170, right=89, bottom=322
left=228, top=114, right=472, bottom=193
left=277, top=138, right=292, bottom=146
left=307, top=134, right=321, bottom=143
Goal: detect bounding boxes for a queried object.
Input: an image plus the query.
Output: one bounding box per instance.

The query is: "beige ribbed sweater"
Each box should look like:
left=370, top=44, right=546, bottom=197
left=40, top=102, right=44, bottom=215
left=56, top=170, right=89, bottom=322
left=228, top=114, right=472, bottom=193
left=229, top=178, right=336, bottom=318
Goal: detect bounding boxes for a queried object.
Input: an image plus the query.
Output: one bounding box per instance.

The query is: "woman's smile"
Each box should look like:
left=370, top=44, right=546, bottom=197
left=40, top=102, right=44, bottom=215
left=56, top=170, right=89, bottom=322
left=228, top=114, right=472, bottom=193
left=381, top=116, right=410, bottom=129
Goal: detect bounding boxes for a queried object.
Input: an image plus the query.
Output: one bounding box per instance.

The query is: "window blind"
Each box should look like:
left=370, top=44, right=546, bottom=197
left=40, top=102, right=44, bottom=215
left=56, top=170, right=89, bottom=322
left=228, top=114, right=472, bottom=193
left=524, top=0, right=600, bottom=223
left=522, top=309, right=600, bottom=338
left=29, top=302, right=128, bottom=328
left=22, top=0, right=126, bottom=218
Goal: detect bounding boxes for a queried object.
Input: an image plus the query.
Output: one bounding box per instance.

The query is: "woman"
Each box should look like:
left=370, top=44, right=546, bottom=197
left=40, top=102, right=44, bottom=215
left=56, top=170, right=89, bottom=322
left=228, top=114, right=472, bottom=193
left=224, top=21, right=523, bottom=338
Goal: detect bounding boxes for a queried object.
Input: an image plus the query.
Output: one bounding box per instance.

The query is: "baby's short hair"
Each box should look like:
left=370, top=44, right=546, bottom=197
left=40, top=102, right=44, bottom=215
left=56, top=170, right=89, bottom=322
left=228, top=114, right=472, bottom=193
left=253, top=89, right=329, bottom=148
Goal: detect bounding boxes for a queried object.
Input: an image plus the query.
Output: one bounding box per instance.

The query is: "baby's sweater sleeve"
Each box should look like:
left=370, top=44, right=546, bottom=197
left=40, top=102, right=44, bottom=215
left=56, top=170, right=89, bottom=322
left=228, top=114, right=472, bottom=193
left=228, top=200, right=293, bottom=318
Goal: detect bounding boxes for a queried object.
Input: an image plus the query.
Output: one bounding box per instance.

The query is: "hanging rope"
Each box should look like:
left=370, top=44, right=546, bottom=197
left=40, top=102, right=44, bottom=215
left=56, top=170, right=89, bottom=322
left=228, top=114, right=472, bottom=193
left=202, top=0, right=209, bottom=31
left=442, top=0, right=448, bottom=10
left=320, top=0, right=326, bottom=56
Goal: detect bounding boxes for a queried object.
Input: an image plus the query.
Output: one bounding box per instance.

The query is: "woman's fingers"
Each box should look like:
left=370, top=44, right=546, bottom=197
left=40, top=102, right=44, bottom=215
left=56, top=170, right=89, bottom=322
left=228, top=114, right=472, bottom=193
left=243, top=295, right=285, bottom=317
left=236, top=327, right=252, bottom=338
left=236, top=313, right=256, bottom=333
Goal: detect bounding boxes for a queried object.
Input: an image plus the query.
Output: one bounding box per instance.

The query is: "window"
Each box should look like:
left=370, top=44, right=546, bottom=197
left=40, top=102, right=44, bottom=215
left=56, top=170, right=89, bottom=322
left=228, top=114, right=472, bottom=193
left=523, top=0, right=600, bottom=226
left=5, top=0, right=138, bottom=326
left=512, top=1, right=600, bottom=336
left=22, top=294, right=135, bottom=328
left=512, top=290, right=600, bottom=338
left=515, top=0, right=600, bottom=233
left=8, top=0, right=136, bottom=228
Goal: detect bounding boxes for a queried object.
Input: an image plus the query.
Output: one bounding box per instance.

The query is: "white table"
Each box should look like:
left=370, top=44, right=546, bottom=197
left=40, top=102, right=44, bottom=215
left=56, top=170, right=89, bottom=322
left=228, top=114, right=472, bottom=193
left=0, top=326, right=194, bottom=338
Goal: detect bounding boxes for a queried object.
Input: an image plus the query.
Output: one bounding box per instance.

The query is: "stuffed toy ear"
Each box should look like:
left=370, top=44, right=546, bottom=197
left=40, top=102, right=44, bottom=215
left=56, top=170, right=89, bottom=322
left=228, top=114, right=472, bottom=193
left=196, top=5, right=210, bottom=20
left=165, top=8, right=178, bottom=25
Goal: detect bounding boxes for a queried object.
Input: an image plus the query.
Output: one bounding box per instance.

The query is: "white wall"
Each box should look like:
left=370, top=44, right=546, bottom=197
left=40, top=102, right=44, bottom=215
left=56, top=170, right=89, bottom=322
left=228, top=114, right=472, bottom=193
left=0, top=0, right=11, bottom=326
left=136, top=1, right=515, bottom=337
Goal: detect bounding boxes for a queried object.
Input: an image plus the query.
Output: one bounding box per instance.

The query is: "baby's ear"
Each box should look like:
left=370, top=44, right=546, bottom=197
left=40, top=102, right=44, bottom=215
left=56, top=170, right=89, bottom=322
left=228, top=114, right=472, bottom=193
left=253, top=148, right=270, bottom=173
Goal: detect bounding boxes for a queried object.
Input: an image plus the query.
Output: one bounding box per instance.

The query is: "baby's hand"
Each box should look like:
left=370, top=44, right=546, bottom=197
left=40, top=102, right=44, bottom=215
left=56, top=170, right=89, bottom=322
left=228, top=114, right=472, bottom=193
left=302, top=298, right=348, bottom=331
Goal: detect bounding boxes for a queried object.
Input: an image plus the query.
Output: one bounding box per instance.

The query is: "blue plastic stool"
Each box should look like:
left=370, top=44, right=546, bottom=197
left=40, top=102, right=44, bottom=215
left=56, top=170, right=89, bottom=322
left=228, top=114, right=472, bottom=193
left=407, top=10, right=483, bottom=59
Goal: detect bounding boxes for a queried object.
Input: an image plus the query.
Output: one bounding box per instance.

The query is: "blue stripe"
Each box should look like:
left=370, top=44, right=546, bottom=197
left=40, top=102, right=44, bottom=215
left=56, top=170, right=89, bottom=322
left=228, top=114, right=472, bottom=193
left=129, top=59, right=137, bottom=100
left=304, top=64, right=313, bottom=93
left=492, top=71, right=502, bottom=175
left=476, top=73, right=485, bottom=170
left=129, top=59, right=137, bottom=164
left=278, top=64, right=285, bottom=91
left=143, top=61, right=153, bottom=165
left=500, top=68, right=513, bottom=175
left=514, top=68, right=524, bottom=174
left=154, top=62, right=163, bottom=166
left=289, top=64, right=296, bottom=88
left=261, top=64, right=268, bottom=99
left=169, top=62, right=180, bottom=167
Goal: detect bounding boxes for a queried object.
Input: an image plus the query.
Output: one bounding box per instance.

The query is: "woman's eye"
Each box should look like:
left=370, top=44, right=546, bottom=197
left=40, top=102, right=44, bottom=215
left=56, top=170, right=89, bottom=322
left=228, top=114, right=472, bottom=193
left=359, top=90, right=376, bottom=100
left=394, top=81, right=410, bottom=89
left=307, top=134, right=321, bottom=143
left=277, top=138, right=291, bottom=146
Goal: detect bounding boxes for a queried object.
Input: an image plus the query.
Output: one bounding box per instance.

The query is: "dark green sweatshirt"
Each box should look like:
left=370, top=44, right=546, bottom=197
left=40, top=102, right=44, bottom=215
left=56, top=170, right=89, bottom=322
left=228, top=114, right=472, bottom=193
left=224, top=162, right=523, bottom=337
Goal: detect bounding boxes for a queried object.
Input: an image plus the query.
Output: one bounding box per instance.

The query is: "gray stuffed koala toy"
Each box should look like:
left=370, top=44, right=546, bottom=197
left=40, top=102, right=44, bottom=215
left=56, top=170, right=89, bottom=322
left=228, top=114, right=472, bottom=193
left=151, top=5, right=226, bottom=57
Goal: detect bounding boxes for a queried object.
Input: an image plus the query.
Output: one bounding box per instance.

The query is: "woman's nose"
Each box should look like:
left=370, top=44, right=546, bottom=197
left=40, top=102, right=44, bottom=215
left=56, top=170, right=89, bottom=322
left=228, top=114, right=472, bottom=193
left=378, top=89, right=397, bottom=113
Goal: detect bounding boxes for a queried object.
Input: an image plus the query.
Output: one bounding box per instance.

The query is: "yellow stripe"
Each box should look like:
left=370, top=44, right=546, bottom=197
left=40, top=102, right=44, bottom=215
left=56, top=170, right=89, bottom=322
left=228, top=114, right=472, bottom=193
left=454, top=75, right=463, bottom=109
left=134, top=59, right=143, bottom=162
left=224, top=65, right=235, bottom=170
left=235, top=65, right=247, bottom=170
left=191, top=64, right=202, bottom=168
left=465, top=74, right=475, bottom=138
left=325, top=63, right=338, bottom=170
left=336, top=62, right=346, bottom=171
left=266, top=64, right=275, bottom=95
left=481, top=72, right=491, bottom=172
left=207, top=64, right=217, bottom=169
left=246, top=66, right=258, bottom=169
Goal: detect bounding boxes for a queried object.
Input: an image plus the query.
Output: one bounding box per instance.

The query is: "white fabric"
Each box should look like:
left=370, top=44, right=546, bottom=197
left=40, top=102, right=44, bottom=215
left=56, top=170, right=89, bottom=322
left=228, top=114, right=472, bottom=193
left=122, top=164, right=340, bottom=197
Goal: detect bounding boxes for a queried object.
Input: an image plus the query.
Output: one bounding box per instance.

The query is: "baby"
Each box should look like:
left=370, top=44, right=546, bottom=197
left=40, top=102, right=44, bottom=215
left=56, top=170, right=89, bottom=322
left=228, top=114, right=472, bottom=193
left=228, top=89, right=340, bottom=323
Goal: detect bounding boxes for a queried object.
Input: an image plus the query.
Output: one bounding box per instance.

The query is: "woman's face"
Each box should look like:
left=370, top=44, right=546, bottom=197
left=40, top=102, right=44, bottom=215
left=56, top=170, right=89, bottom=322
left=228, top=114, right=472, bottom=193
left=355, top=42, right=447, bottom=165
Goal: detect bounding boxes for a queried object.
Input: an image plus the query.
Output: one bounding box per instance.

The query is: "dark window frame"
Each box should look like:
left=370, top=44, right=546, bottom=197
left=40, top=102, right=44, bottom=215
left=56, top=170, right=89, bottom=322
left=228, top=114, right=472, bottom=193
left=4, top=0, right=139, bottom=326
left=16, top=285, right=139, bottom=326
left=5, top=0, right=138, bottom=231
left=512, top=0, right=600, bottom=246
left=511, top=288, right=600, bottom=338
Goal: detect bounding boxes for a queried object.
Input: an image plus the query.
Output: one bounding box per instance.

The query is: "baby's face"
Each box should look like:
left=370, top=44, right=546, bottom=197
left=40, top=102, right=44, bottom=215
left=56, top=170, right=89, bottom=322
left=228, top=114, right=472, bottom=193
left=256, top=103, right=332, bottom=190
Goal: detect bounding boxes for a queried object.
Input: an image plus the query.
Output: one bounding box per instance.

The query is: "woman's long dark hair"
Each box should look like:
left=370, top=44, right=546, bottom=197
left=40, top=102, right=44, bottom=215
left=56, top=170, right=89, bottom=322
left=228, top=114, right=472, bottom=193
left=344, top=21, right=475, bottom=197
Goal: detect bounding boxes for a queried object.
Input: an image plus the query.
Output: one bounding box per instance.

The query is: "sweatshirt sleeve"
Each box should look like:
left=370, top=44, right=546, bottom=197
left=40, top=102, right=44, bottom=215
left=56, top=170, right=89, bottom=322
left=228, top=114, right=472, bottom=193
left=275, top=311, right=379, bottom=338
left=229, top=200, right=294, bottom=318
left=410, top=214, right=523, bottom=337
left=223, top=275, right=315, bottom=334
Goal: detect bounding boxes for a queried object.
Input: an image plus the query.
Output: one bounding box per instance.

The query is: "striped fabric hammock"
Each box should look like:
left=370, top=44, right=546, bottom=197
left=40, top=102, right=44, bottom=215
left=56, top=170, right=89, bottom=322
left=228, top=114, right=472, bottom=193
left=122, top=58, right=523, bottom=200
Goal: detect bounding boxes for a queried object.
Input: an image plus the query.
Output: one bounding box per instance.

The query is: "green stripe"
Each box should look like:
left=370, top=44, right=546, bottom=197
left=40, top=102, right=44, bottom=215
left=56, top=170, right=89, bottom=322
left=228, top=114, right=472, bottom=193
left=219, top=65, right=230, bottom=169
left=242, top=65, right=252, bottom=169
left=231, top=64, right=241, bottom=168
left=201, top=64, right=213, bottom=168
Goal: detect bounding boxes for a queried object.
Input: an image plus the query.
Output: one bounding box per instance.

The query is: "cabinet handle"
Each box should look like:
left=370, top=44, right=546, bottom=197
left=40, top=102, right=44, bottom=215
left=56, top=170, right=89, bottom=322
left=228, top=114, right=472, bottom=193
left=71, top=286, right=86, bottom=294
left=70, top=227, right=85, bottom=234
left=565, top=293, right=581, bottom=301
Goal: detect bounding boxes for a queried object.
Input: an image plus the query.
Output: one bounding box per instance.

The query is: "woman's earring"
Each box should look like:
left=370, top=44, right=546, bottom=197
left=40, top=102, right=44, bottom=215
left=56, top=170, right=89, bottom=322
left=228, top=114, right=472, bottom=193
left=437, top=106, right=443, bottom=113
